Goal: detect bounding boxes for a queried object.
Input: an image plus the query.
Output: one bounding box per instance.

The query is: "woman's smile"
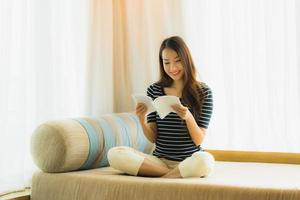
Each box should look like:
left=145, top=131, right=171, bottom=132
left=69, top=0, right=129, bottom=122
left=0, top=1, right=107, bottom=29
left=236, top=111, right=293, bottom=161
left=170, top=70, right=181, bottom=76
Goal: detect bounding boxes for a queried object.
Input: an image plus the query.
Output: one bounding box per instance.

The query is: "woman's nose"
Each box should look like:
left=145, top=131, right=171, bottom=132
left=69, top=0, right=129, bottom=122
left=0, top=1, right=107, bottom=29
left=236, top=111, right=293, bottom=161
left=170, top=63, right=178, bottom=71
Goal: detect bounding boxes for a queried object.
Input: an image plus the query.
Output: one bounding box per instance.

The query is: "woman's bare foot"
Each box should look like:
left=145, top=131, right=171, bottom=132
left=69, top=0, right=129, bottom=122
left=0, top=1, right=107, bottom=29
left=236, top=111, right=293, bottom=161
left=161, top=166, right=182, bottom=178
left=137, top=158, right=170, bottom=177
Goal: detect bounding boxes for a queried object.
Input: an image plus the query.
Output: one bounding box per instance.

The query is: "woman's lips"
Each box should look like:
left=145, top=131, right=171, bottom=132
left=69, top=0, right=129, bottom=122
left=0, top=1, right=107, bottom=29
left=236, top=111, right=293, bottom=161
left=170, top=70, right=180, bottom=76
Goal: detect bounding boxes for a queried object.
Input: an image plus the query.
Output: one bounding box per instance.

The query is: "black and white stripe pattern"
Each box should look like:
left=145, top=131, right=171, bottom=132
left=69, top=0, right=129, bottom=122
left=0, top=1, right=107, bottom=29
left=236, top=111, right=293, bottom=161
left=146, top=83, right=213, bottom=161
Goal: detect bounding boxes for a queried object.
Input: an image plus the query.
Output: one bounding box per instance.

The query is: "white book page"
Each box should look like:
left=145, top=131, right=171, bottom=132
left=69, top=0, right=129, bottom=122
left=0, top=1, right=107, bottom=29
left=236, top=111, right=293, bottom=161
left=153, top=96, right=181, bottom=119
left=132, top=94, right=156, bottom=114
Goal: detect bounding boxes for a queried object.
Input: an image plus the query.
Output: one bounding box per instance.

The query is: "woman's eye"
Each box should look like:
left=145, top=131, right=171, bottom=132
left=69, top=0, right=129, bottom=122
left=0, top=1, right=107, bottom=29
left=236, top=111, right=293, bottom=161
left=164, top=62, right=170, bottom=65
left=176, top=60, right=181, bottom=62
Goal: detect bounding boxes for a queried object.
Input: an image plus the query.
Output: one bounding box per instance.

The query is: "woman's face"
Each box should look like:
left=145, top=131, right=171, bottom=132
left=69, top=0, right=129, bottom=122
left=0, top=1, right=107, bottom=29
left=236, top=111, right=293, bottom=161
left=162, top=48, right=184, bottom=81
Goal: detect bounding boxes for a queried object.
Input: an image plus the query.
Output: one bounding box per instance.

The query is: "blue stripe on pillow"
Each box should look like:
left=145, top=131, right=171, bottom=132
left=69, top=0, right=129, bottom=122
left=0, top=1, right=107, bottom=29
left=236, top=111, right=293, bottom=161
left=111, top=115, right=131, bottom=147
left=75, top=118, right=99, bottom=170
left=96, top=118, right=116, bottom=167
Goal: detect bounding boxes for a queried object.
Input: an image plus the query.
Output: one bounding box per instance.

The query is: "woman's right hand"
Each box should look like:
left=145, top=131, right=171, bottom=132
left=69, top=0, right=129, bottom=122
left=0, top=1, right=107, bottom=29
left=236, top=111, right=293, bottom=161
left=135, top=103, right=148, bottom=123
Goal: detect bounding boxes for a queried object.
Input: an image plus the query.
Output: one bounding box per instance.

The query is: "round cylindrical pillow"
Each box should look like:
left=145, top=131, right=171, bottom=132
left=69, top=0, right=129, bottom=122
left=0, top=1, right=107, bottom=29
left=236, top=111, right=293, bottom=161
left=31, top=113, right=153, bottom=173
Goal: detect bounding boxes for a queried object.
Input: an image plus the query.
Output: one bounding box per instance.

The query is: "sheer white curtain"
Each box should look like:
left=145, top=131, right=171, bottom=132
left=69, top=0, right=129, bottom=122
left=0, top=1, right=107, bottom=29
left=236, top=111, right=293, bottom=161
left=182, top=0, right=300, bottom=152
left=89, top=0, right=185, bottom=113
left=0, top=0, right=89, bottom=194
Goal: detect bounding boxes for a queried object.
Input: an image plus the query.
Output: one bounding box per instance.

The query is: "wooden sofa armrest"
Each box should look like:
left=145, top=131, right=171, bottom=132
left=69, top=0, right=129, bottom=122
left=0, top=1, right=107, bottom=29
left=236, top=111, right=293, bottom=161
left=207, top=149, right=300, bottom=164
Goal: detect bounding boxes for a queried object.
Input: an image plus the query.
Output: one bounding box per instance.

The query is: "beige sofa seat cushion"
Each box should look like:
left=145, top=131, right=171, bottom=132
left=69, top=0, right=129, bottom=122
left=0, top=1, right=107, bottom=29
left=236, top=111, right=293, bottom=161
left=31, top=161, right=300, bottom=200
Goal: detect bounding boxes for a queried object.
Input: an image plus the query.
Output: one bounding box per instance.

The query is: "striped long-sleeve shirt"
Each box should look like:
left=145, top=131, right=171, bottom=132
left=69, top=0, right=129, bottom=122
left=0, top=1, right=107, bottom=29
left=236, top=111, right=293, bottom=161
left=146, top=82, right=213, bottom=161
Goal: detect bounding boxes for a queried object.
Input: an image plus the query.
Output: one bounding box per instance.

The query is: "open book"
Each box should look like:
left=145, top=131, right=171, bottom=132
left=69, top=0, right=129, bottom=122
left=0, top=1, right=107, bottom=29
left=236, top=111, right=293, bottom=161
left=132, top=94, right=181, bottom=119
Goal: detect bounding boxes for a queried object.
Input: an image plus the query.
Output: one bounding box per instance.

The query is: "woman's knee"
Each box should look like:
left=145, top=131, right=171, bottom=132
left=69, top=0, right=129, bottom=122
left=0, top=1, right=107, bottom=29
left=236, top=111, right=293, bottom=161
left=192, top=151, right=215, bottom=175
left=178, top=151, right=215, bottom=178
left=107, top=146, right=145, bottom=176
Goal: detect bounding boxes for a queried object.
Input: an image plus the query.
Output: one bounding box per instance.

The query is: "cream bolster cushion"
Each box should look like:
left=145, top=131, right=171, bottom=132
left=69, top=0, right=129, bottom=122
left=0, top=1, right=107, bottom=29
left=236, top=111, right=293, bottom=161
left=30, top=113, right=153, bottom=173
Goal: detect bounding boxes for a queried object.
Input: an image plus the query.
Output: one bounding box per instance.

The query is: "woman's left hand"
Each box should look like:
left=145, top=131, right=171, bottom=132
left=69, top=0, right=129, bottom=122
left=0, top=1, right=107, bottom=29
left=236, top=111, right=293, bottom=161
left=171, top=104, right=193, bottom=120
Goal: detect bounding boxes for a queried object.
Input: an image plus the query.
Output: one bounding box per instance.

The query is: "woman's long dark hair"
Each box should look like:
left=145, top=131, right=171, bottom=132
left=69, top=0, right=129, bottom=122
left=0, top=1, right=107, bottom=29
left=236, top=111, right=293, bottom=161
left=156, top=36, right=204, bottom=119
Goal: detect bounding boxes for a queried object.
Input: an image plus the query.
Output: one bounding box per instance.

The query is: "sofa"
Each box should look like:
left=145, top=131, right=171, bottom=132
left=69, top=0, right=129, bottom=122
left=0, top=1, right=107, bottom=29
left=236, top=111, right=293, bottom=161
left=30, top=112, right=300, bottom=200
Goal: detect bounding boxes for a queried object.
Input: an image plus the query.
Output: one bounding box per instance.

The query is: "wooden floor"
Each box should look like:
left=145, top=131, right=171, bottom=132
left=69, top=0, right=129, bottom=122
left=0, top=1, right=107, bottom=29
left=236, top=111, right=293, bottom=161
left=6, top=196, right=30, bottom=200
left=0, top=189, right=30, bottom=200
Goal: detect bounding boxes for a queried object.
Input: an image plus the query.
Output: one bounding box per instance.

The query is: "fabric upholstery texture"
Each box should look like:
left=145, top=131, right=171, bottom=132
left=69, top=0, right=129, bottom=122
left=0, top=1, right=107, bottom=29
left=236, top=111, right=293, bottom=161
left=31, top=161, right=300, bottom=200
left=31, top=113, right=153, bottom=173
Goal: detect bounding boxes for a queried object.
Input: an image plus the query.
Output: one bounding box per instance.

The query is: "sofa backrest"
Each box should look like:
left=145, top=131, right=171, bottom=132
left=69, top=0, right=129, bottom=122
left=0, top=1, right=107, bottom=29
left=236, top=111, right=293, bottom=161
left=31, top=112, right=154, bottom=173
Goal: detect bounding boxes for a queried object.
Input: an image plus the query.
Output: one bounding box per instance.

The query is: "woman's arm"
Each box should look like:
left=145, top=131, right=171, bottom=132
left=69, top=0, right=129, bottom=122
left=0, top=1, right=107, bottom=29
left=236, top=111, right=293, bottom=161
left=185, top=116, right=206, bottom=146
left=172, top=85, right=213, bottom=146
left=140, top=121, right=157, bottom=143
left=136, top=102, right=157, bottom=143
left=171, top=104, right=205, bottom=145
